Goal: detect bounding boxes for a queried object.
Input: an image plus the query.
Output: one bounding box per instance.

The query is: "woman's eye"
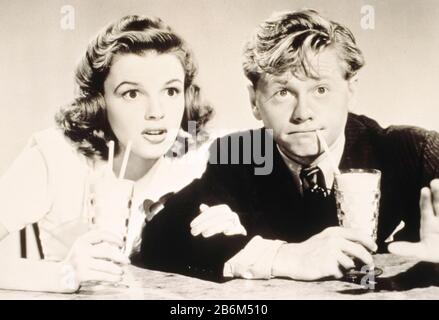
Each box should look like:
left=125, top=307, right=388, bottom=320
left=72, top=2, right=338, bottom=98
left=165, top=88, right=180, bottom=97
left=277, top=89, right=289, bottom=97
left=123, top=90, right=139, bottom=100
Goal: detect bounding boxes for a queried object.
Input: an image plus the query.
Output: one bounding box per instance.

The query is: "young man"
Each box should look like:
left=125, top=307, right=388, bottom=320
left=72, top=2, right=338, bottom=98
left=133, top=9, right=439, bottom=282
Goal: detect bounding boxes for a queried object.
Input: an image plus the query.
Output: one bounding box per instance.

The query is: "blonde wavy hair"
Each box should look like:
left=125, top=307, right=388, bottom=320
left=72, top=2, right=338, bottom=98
left=243, top=9, right=365, bottom=87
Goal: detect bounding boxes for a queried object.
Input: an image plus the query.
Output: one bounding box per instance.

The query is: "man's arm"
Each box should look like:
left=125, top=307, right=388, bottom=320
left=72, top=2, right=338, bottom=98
left=389, top=130, right=439, bottom=261
left=132, top=160, right=253, bottom=282
left=133, top=162, right=378, bottom=282
left=389, top=179, right=439, bottom=262
left=422, top=130, right=439, bottom=181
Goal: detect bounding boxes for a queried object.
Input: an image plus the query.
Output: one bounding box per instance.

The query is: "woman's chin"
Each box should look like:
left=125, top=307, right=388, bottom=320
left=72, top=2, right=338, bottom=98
left=134, top=140, right=174, bottom=160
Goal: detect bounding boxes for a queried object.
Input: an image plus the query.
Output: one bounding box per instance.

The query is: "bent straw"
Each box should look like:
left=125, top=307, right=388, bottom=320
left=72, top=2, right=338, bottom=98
left=107, top=140, right=115, bottom=175
left=315, top=130, right=341, bottom=175
left=118, top=140, right=132, bottom=179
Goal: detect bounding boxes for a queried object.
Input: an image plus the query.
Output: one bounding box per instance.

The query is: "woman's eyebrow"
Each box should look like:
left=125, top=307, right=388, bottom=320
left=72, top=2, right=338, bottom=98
left=272, top=79, right=289, bottom=85
left=113, top=81, right=139, bottom=93
left=164, top=79, right=183, bottom=86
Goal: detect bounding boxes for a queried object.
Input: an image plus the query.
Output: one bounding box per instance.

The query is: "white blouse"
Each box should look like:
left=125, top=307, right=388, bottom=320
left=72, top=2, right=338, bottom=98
left=0, top=128, right=208, bottom=261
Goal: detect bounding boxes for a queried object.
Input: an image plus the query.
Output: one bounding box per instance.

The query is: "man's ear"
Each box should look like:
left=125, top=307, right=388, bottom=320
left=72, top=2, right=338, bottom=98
left=347, top=74, right=359, bottom=111
left=247, top=84, right=262, bottom=120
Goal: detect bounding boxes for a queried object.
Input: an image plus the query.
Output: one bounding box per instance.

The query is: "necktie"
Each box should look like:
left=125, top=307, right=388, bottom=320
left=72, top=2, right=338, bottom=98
left=299, top=165, right=330, bottom=197
left=299, top=166, right=337, bottom=235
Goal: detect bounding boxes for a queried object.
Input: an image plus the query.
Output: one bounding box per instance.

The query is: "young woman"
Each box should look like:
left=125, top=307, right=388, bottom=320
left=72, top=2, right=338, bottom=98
left=0, top=15, right=242, bottom=293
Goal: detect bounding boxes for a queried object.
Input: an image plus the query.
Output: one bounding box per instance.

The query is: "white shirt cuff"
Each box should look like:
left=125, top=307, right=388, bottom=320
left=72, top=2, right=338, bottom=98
left=223, top=235, right=286, bottom=279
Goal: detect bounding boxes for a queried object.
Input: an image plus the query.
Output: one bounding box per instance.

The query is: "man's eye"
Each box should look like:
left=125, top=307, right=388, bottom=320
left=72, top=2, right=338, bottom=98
left=123, top=90, right=139, bottom=100
left=316, top=86, right=328, bottom=95
left=166, top=88, right=180, bottom=97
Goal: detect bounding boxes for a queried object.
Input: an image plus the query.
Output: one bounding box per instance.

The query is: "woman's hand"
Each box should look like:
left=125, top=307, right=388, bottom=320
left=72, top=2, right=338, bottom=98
left=60, top=229, right=130, bottom=292
left=190, top=204, right=247, bottom=238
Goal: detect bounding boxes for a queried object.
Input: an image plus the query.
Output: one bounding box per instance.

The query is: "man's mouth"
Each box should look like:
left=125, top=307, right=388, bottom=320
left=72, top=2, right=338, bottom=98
left=288, top=130, right=319, bottom=135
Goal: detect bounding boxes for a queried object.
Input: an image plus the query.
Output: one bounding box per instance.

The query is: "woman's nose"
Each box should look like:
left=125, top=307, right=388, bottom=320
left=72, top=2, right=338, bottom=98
left=144, top=98, right=165, bottom=120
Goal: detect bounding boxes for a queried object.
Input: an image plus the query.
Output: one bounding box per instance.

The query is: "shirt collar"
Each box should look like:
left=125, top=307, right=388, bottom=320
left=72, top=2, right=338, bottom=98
left=277, top=131, right=345, bottom=192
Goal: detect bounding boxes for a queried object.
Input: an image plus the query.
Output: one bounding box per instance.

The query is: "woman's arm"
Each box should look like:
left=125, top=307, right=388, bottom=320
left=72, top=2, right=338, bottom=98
left=0, top=223, right=130, bottom=293
left=0, top=145, right=72, bottom=292
left=0, top=223, right=75, bottom=293
left=0, top=136, right=133, bottom=293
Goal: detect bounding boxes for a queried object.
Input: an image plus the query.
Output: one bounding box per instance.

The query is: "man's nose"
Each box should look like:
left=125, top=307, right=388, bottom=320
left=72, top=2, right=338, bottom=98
left=144, top=98, right=165, bottom=120
left=291, top=97, right=313, bottom=124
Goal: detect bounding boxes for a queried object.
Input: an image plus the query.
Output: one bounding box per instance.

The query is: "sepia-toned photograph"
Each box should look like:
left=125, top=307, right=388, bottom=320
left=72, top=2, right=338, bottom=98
left=0, top=0, right=438, bottom=304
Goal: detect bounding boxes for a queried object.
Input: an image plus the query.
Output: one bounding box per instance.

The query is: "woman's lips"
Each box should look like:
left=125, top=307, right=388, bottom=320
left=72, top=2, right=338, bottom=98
left=143, top=129, right=166, bottom=135
left=141, top=129, right=167, bottom=143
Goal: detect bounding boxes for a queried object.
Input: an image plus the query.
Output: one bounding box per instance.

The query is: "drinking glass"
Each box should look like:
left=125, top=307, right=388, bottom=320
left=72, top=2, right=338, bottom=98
left=334, top=169, right=383, bottom=281
left=86, top=176, right=134, bottom=290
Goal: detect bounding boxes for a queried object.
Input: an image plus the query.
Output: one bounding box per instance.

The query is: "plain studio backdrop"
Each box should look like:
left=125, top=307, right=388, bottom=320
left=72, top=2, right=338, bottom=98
left=0, top=1, right=438, bottom=256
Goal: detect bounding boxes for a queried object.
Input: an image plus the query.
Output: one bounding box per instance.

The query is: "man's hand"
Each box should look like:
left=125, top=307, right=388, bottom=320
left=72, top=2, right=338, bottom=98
left=272, top=226, right=377, bottom=280
left=388, top=179, right=439, bottom=262
left=190, top=204, right=247, bottom=238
